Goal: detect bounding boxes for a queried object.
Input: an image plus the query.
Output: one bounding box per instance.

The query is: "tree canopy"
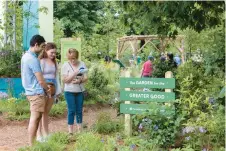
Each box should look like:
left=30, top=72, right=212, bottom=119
left=54, top=1, right=104, bottom=37
left=122, top=1, right=225, bottom=37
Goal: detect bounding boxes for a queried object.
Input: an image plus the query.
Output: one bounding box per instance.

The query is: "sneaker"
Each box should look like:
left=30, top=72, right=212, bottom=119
left=36, top=136, right=45, bottom=143
left=43, top=134, right=52, bottom=141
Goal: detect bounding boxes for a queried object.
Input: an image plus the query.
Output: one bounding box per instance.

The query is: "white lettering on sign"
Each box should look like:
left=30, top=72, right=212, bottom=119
left=135, top=81, right=154, bottom=85
left=154, top=82, right=158, bottom=85
left=129, top=107, right=146, bottom=111
left=150, top=94, right=165, bottom=99
left=159, top=82, right=165, bottom=85
left=128, top=93, right=165, bottom=99
left=130, top=81, right=136, bottom=85
left=129, top=93, right=150, bottom=99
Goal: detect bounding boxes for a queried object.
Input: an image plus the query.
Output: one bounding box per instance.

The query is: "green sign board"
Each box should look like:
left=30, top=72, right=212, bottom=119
left=120, top=78, right=175, bottom=89
left=61, top=38, right=81, bottom=64
left=120, top=104, right=175, bottom=116
left=120, top=90, right=175, bottom=102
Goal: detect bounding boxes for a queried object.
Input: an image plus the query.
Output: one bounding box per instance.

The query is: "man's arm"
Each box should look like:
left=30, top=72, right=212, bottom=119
left=27, top=58, right=50, bottom=95
left=35, top=72, right=48, bottom=91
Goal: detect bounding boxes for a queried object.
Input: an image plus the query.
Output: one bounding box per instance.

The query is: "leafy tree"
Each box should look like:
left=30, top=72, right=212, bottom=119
left=0, top=1, right=23, bottom=50
left=53, top=19, right=64, bottom=51
left=80, top=1, right=126, bottom=61
left=199, top=25, right=225, bottom=76
left=181, top=25, right=225, bottom=77
left=54, top=1, right=104, bottom=37
left=122, top=1, right=225, bottom=37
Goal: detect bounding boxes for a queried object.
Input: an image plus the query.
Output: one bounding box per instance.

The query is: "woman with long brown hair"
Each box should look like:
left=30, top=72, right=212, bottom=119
left=37, top=42, right=61, bottom=141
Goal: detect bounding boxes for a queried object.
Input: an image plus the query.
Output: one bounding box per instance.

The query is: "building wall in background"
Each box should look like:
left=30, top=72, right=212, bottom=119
left=23, top=0, right=53, bottom=51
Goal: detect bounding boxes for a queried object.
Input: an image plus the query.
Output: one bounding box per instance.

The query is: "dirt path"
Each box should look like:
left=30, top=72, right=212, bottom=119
left=0, top=105, right=117, bottom=151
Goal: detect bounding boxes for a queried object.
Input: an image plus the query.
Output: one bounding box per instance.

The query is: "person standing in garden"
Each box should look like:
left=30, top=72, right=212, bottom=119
left=21, top=35, right=51, bottom=146
left=141, top=56, right=154, bottom=78
left=37, top=42, right=62, bottom=142
left=61, top=48, right=88, bottom=134
left=174, top=54, right=181, bottom=66
left=167, top=53, right=177, bottom=68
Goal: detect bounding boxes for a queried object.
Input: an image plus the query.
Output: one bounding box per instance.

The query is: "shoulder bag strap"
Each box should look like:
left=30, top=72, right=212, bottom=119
left=68, top=62, right=83, bottom=92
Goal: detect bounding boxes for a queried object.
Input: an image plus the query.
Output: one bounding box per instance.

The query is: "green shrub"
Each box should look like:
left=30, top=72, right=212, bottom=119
left=132, top=112, right=182, bottom=148
left=0, top=49, right=22, bottom=77
left=6, top=111, right=30, bottom=121
left=49, top=101, right=67, bottom=117
left=19, top=141, right=65, bottom=151
left=75, top=132, right=104, bottom=151
left=152, top=59, right=177, bottom=78
left=85, top=62, right=119, bottom=104
left=48, top=132, right=70, bottom=145
left=124, top=136, right=160, bottom=151
left=93, top=112, right=123, bottom=134
left=183, top=105, right=225, bottom=150
left=170, top=146, right=195, bottom=151
left=176, top=61, right=223, bottom=99
left=0, top=98, right=30, bottom=120
left=175, top=61, right=225, bottom=149
left=19, top=132, right=70, bottom=151
left=0, top=97, right=66, bottom=120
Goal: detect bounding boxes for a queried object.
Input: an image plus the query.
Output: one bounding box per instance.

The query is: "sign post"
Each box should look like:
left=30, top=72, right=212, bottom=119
left=124, top=70, right=132, bottom=136
left=119, top=71, right=175, bottom=136
left=165, top=71, right=173, bottom=93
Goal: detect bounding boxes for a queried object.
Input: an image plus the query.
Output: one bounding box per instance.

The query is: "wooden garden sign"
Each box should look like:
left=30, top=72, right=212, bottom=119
left=61, top=38, right=81, bottom=64
left=120, top=71, right=175, bottom=136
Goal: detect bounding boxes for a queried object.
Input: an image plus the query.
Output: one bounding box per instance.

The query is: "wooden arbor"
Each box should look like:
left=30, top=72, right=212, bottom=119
left=116, top=35, right=185, bottom=64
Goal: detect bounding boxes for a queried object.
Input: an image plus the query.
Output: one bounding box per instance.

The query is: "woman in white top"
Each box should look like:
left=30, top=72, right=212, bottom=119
left=61, top=48, right=88, bottom=134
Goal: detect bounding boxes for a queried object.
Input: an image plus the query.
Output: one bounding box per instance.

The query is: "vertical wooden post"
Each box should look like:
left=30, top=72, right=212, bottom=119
left=3, top=1, right=8, bottom=46
left=13, top=1, right=16, bottom=51
left=181, top=39, right=185, bottom=64
left=124, top=70, right=132, bottom=136
left=116, top=40, right=120, bottom=59
left=165, top=71, right=173, bottom=92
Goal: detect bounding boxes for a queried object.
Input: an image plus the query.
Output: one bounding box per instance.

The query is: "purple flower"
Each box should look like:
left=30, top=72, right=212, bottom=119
left=0, top=91, right=8, bottom=99
left=130, top=144, right=136, bottom=149
left=208, top=97, right=215, bottom=104
left=182, top=126, right=195, bottom=135
left=116, top=135, right=121, bottom=140
left=199, top=127, right=207, bottom=133
left=202, top=148, right=207, bottom=151
left=101, top=138, right=104, bottom=143
left=142, top=118, right=152, bottom=124
left=138, top=123, right=143, bottom=130
left=185, top=136, right=191, bottom=141
left=154, top=125, right=158, bottom=131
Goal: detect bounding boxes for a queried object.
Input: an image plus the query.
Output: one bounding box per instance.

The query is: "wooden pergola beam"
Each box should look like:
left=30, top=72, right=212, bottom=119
left=136, top=39, right=151, bottom=53
left=119, top=35, right=184, bottom=42
left=116, top=35, right=185, bottom=60
left=119, top=35, right=159, bottom=42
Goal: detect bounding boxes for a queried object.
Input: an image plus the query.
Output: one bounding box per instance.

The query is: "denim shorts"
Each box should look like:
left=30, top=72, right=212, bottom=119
left=45, top=78, right=56, bottom=87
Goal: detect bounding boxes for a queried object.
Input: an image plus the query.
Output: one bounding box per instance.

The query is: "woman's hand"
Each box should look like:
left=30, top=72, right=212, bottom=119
left=72, top=79, right=82, bottom=84
left=72, top=69, right=79, bottom=76
left=63, top=69, right=79, bottom=83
